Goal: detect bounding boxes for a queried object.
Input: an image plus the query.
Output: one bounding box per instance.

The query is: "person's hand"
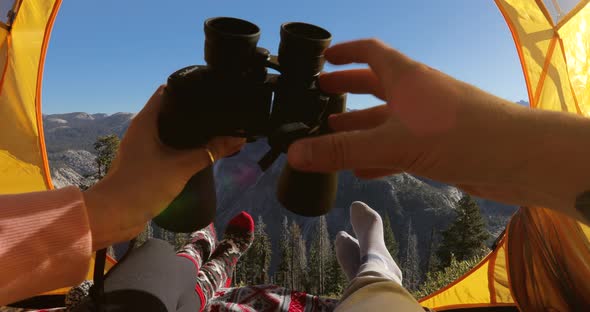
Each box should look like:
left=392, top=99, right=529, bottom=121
left=287, top=39, right=590, bottom=217
left=83, top=86, right=245, bottom=250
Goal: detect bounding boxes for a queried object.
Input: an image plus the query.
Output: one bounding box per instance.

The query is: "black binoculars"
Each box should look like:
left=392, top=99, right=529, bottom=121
left=153, top=17, right=346, bottom=232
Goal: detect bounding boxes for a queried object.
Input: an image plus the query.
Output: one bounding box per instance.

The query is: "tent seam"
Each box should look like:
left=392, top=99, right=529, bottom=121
left=0, top=34, right=10, bottom=96
left=535, top=0, right=556, bottom=27
left=557, top=0, right=590, bottom=29
left=34, top=0, right=62, bottom=190
left=488, top=248, right=498, bottom=304
left=532, top=36, right=558, bottom=107
left=495, top=0, right=535, bottom=108
left=556, top=37, right=582, bottom=114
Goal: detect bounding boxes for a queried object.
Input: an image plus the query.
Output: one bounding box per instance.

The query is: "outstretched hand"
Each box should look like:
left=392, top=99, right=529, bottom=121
left=84, top=86, right=245, bottom=250
left=287, top=39, right=588, bottom=214
left=289, top=39, right=526, bottom=179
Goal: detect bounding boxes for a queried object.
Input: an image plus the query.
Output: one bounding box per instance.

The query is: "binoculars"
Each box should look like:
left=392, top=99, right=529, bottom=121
left=153, top=17, right=346, bottom=232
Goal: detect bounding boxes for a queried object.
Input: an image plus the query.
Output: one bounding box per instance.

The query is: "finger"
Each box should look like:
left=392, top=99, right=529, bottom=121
left=287, top=127, right=392, bottom=172
left=207, top=136, right=246, bottom=161
left=328, top=104, right=391, bottom=132
left=319, top=69, right=386, bottom=100
left=179, top=137, right=246, bottom=172
left=173, top=136, right=245, bottom=175
left=325, top=39, right=417, bottom=84
left=354, top=168, right=402, bottom=180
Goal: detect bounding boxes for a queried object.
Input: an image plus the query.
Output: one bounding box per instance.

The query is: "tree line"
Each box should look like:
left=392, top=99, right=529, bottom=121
left=229, top=193, right=491, bottom=298
left=88, top=134, right=492, bottom=298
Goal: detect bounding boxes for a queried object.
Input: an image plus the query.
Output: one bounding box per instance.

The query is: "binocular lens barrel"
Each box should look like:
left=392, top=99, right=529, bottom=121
left=279, top=22, right=332, bottom=76
left=204, top=17, right=261, bottom=68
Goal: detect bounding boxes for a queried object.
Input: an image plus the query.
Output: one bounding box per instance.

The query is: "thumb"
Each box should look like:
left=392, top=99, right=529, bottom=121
left=287, top=127, right=390, bottom=172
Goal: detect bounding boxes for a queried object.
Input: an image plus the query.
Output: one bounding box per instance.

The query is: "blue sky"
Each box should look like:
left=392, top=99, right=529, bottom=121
left=42, top=0, right=528, bottom=114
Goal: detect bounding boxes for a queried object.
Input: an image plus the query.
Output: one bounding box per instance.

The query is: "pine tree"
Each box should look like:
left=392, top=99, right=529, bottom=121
left=382, top=211, right=399, bottom=262
left=93, top=134, right=120, bottom=179
left=276, top=217, right=292, bottom=288
left=436, top=194, right=490, bottom=268
left=236, top=215, right=272, bottom=285
left=426, top=227, right=441, bottom=273
left=289, top=221, right=307, bottom=291
left=308, top=216, right=332, bottom=295
left=325, top=240, right=348, bottom=296
left=79, top=134, right=120, bottom=190
left=255, top=216, right=273, bottom=284
left=401, top=220, right=421, bottom=290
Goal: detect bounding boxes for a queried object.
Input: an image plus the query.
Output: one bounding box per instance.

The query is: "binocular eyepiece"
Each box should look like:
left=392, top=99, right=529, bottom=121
left=203, top=17, right=261, bottom=70
left=278, top=21, right=332, bottom=77
left=154, top=17, right=346, bottom=233
left=204, top=17, right=331, bottom=77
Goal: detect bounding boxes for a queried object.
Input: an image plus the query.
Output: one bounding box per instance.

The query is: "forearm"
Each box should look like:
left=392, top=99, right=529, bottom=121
left=0, top=186, right=92, bottom=305
left=516, top=108, right=590, bottom=223
left=438, top=79, right=590, bottom=224
left=82, top=174, right=147, bottom=251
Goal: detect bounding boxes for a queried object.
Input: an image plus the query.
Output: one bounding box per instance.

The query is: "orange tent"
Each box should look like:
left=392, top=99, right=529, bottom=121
left=0, top=0, right=114, bottom=305
left=419, top=0, right=590, bottom=310
left=1, top=0, right=588, bottom=310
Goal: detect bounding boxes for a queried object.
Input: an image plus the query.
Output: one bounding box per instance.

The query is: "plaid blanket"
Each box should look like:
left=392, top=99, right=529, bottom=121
left=208, top=285, right=339, bottom=312
left=1, top=285, right=339, bottom=312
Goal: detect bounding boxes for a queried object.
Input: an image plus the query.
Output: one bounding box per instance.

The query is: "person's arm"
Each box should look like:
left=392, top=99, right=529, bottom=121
left=0, top=86, right=244, bottom=305
left=460, top=107, right=590, bottom=223
left=0, top=186, right=91, bottom=306
left=287, top=39, right=590, bottom=224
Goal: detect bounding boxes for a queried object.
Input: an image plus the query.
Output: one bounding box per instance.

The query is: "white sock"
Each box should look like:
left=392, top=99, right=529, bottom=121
left=350, top=201, right=403, bottom=285
left=335, top=231, right=361, bottom=281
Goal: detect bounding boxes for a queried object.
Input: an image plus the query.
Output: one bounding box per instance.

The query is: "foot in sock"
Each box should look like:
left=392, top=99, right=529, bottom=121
left=177, top=223, right=217, bottom=270
left=196, top=212, right=254, bottom=303
left=350, top=201, right=403, bottom=284
left=335, top=231, right=361, bottom=281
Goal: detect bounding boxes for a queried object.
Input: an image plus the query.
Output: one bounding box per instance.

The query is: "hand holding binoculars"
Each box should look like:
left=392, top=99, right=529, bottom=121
left=153, top=17, right=346, bottom=232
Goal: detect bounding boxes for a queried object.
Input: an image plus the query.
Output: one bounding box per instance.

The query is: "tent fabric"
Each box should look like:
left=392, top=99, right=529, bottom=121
left=486, top=0, right=590, bottom=309
left=418, top=236, right=514, bottom=311
left=0, top=0, right=114, bottom=299
left=420, top=0, right=590, bottom=310
left=0, top=0, right=53, bottom=194
left=542, top=0, right=584, bottom=24
left=496, top=0, right=590, bottom=115
left=1, top=0, right=589, bottom=310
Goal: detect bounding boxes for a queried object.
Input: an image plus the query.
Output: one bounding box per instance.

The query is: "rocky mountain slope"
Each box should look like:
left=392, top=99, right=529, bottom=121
left=43, top=112, right=517, bottom=272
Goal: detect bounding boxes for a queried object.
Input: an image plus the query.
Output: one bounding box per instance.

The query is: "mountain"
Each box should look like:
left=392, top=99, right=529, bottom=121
left=43, top=112, right=517, bottom=273
left=43, top=112, right=134, bottom=153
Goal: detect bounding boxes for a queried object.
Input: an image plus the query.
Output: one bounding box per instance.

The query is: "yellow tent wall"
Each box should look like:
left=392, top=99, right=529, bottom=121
left=489, top=0, right=590, bottom=310
left=420, top=0, right=590, bottom=310
left=1, top=0, right=589, bottom=309
left=419, top=236, right=514, bottom=310
left=0, top=0, right=114, bottom=301
left=0, top=0, right=54, bottom=194
left=496, top=0, right=589, bottom=115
